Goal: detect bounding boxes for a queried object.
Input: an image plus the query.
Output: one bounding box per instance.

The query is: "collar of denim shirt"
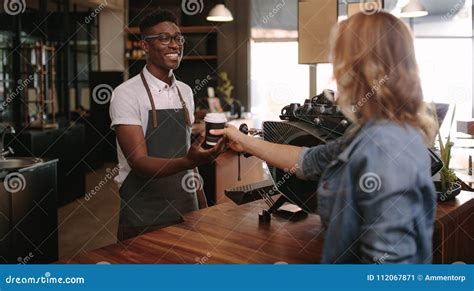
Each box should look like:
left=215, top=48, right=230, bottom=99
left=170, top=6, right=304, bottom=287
left=336, top=119, right=384, bottom=163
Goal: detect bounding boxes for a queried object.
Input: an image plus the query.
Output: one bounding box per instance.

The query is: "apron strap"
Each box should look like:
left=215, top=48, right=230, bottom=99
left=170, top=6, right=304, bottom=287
left=140, top=71, right=158, bottom=128
left=176, top=85, right=192, bottom=127
left=140, top=69, right=192, bottom=129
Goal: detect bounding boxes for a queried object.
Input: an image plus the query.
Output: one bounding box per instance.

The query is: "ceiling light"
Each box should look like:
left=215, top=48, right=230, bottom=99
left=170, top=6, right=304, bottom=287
left=206, top=4, right=234, bottom=22
left=400, top=0, right=428, bottom=18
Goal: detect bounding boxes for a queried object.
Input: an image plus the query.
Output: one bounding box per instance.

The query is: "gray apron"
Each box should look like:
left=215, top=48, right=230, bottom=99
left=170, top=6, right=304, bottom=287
left=118, top=70, right=198, bottom=230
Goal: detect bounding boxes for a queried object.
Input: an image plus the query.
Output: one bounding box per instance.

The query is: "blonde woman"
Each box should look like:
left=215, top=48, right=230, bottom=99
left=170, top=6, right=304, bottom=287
left=212, top=11, right=437, bottom=263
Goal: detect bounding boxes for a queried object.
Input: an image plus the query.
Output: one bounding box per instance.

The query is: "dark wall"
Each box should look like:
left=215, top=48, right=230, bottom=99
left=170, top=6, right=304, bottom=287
left=217, top=0, right=251, bottom=110
left=128, top=0, right=218, bottom=27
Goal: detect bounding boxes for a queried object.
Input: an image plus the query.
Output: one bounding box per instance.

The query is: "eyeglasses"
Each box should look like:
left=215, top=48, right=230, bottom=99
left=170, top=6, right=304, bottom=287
left=142, top=33, right=185, bottom=45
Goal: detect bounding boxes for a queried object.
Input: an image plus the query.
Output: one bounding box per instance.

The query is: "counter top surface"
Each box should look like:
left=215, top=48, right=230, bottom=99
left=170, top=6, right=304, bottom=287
left=435, top=191, right=474, bottom=219
left=57, top=196, right=324, bottom=264
left=56, top=192, right=474, bottom=264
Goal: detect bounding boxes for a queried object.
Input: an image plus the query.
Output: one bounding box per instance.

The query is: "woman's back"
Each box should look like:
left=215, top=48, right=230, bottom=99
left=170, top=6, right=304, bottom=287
left=315, top=120, right=436, bottom=263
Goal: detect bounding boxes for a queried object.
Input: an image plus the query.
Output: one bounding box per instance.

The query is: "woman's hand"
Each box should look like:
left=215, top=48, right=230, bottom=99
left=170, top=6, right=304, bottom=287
left=210, top=124, right=245, bottom=153
left=213, top=124, right=304, bottom=172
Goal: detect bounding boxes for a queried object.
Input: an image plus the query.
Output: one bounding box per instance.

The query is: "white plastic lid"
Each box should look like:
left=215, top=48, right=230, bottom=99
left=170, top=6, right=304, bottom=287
left=204, top=113, right=227, bottom=123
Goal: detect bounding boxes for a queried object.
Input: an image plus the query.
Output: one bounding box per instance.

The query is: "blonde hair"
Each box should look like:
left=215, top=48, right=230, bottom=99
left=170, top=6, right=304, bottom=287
left=330, top=11, right=436, bottom=143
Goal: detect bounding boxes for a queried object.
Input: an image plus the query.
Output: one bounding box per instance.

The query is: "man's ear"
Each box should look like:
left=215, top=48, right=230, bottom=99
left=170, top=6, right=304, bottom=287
left=140, top=40, right=149, bottom=54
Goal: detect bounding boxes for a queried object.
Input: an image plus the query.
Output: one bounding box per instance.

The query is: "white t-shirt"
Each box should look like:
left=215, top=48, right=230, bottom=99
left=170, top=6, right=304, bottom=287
left=109, top=66, right=195, bottom=186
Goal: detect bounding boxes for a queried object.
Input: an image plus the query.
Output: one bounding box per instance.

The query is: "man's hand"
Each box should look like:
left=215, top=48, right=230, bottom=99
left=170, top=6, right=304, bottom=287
left=184, top=135, right=226, bottom=168
left=115, top=125, right=223, bottom=178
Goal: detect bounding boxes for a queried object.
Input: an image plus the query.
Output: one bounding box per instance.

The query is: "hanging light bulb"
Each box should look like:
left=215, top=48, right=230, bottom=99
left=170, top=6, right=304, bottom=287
left=400, top=0, right=428, bottom=18
left=206, top=2, right=234, bottom=22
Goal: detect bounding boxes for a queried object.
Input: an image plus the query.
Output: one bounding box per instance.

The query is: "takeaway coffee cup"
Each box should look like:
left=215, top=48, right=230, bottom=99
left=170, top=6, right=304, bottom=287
left=204, top=113, right=227, bottom=148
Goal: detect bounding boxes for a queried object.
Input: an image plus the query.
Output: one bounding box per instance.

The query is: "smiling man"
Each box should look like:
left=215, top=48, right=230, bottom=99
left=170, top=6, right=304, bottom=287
left=109, top=9, right=224, bottom=241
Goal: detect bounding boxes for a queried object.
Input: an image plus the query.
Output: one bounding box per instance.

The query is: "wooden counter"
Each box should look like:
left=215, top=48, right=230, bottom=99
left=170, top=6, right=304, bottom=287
left=57, top=196, right=324, bottom=264
left=56, top=192, right=473, bottom=264
left=433, top=191, right=474, bottom=264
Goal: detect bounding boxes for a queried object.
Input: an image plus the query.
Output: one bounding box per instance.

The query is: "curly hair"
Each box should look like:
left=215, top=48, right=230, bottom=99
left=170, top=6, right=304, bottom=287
left=139, top=9, right=178, bottom=36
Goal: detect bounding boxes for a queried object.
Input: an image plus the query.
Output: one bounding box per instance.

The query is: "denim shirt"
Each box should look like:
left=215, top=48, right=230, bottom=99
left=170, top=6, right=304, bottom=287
left=296, top=120, right=436, bottom=264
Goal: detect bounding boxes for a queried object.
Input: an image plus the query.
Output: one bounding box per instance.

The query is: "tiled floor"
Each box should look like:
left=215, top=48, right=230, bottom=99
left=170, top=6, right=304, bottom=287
left=58, top=163, right=120, bottom=259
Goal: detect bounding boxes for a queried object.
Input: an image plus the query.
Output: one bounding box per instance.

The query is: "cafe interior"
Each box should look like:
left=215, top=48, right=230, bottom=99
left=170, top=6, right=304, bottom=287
left=0, top=0, right=472, bottom=264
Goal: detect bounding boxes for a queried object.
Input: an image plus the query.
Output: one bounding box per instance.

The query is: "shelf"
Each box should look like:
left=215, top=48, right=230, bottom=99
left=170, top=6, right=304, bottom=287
left=126, top=55, right=217, bottom=61
left=126, top=26, right=218, bottom=35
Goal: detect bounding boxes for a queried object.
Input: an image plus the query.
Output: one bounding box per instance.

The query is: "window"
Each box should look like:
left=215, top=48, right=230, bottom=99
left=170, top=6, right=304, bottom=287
left=415, top=38, right=472, bottom=120
left=250, top=41, right=309, bottom=122
left=249, top=0, right=305, bottom=124
left=313, top=37, right=473, bottom=124
left=410, top=0, right=473, bottom=129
